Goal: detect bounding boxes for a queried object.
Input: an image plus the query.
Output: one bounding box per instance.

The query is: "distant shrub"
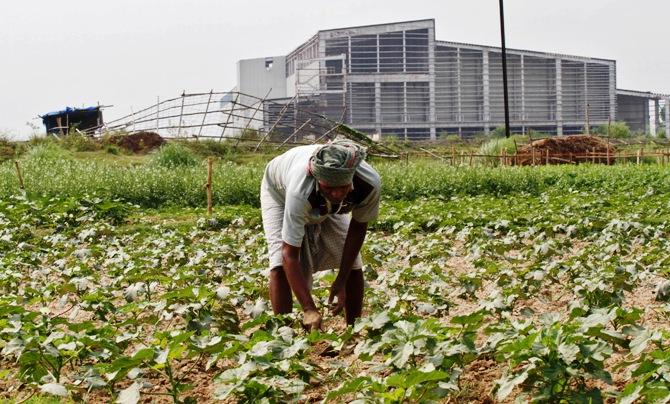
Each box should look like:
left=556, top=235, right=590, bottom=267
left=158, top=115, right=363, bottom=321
left=478, top=135, right=528, bottom=165
left=105, top=144, right=122, bottom=155
left=439, top=133, right=463, bottom=144
left=239, top=128, right=261, bottom=141
left=151, top=142, right=200, bottom=168
left=184, top=139, right=234, bottom=157
left=61, top=132, right=101, bottom=152
left=22, top=142, right=72, bottom=161
left=596, top=121, right=631, bottom=139
left=0, top=134, right=15, bottom=161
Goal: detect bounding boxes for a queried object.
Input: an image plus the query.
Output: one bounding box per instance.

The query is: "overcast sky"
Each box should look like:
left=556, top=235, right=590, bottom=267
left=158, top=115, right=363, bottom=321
left=1, top=0, right=668, bottom=139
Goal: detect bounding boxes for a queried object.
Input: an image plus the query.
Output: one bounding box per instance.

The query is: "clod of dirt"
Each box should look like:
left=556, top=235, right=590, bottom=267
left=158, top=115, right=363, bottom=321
left=107, top=131, right=166, bottom=153
left=516, top=135, right=616, bottom=165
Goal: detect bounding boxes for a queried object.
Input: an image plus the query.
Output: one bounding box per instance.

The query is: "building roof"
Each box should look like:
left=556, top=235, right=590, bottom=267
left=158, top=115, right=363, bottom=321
left=317, top=18, right=434, bottom=34
left=436, top=40, right=615, bottom=64
left=617, top=89, right=669, bottom=99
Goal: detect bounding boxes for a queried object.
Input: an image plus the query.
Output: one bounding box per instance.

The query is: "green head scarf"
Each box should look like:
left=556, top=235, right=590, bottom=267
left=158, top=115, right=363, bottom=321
left=309, top=140, right=367, bottom=186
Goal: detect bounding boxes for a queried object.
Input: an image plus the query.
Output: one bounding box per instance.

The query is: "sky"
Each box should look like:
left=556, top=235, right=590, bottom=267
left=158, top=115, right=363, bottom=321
left=1, top=0, right=669, bottom=140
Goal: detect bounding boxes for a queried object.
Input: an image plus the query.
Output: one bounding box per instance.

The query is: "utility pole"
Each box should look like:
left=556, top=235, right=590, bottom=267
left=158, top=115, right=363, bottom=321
left=499, top=0, right=511, bottom=138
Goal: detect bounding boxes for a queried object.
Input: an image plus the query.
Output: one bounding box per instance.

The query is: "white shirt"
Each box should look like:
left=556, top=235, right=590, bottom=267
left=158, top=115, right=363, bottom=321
left=262, top=145, right=381, bottom=247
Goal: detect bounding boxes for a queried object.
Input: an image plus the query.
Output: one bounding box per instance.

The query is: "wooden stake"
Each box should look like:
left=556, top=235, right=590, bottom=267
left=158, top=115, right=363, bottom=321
left=14, top=161, right=24, bottom=190
left=531, top=147, right=535, bottom=167
left=545, top=149, right=550, bottom=165
left=637, top=148, right=641, bottom=165
left=451, top=146, right=456, bottom=166
left=592, top=148, right=596, bottom=164
left=206, top=158, right=213, bottom=215
left=469, top=150, right=474, bottom=166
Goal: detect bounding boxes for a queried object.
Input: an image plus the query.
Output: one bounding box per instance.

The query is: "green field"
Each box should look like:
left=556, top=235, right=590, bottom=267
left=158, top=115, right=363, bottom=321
left=1, top=146, right=670, bottom=403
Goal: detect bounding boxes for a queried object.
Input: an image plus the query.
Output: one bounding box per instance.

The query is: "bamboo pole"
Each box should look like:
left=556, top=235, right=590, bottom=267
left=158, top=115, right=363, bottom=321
left=219, top=93, right=240, bottom=142
left=177, top=91, right=185, bottom=137
left=419, top=147, right=446, bottom=163
left=277, top=119, right=312, bottom=149
left=254, top=94, right=298, bottom=152
left=14, top=161, right=24, bottom=190
left=531, top=147, right=535, bottom=167
left=236, top=88, right=272, bottom=148
left=197, top=90, right=214, bottom=138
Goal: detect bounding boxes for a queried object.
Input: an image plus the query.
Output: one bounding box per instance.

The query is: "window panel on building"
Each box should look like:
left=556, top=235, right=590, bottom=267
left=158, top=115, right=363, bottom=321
left=435, top=46, right=458, bottom=122
left=586, top=63, right=610, bottom=121
left=524, top=56, right=556, bottom=122
left=348, top=83, right=375, bottom=124
left=405, top=29, right=429, bottom=73
left=461, top=49, right=485, bottom=122
left=379, top=31, right=404, bottom=73
left=351, top=35, right=377, bottom=73
left=406, top=82, right=429, bottom=122
left=380, top=82, right=404, bottom=123
left=561, top=60, right=585, bottom=122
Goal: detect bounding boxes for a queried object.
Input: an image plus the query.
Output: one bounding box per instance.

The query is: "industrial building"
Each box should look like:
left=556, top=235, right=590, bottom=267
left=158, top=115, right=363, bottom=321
left=228, top=19, right=669, bottom=140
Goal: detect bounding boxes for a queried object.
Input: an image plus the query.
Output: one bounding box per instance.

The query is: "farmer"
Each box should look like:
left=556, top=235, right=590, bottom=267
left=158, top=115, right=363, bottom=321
left=260, top=139, right=381, bottom=331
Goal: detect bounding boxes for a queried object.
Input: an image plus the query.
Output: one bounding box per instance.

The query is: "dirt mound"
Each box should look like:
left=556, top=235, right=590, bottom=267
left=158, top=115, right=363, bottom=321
left=516, top=135, right=616, bottom=165
left=107, top=131, right=165, bottom=153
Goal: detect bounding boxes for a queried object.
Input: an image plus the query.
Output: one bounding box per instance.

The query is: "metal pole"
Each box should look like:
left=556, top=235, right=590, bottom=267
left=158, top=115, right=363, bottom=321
left=499, top=0, right=511, bottom=138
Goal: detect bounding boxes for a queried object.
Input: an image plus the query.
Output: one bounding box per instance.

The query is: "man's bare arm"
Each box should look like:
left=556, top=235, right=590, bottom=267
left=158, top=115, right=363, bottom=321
left=329, top=218, right=368, bottom=314
left=281, top=242, right=317, bottom=312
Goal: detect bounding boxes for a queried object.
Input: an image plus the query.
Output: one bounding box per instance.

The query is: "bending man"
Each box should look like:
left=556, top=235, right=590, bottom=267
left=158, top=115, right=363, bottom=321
left=260, top=140, right=381, bottom=330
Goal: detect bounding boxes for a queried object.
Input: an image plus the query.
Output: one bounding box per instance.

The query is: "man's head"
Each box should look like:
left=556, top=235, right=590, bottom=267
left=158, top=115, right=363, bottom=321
left=309, top=140, right=366, bottom=203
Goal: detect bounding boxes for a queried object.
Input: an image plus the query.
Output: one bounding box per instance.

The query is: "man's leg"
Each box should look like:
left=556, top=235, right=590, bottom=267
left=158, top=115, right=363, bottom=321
left=345, top=269, right=364, bottom=325
left=269, top=266, right=293, bottom=314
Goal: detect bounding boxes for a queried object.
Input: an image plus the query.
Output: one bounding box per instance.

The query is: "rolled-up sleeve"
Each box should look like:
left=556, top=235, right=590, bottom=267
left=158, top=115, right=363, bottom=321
left=352, top=177, right=381, bottom=223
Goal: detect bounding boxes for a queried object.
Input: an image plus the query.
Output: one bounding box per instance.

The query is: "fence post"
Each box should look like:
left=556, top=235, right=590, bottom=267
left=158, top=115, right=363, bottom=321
left=637, top=148, right=642, bottom=165
left=469, top=150, right=474, bottom=166
left=545, top=149, right=550, bottom=165
left=451, top=146, right=456, bottom=166
left=592, top=148, right=596, bottom=164
left=14, top=161, right=24, bottom=190
left=177, top=90, right=185, bottom=137
left=531, top=147, right=535, bottom=167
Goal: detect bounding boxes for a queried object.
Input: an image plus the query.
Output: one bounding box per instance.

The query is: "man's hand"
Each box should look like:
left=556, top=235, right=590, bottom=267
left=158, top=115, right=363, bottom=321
left=303, top=309, right=322, bottom=331
left=328, top=282, right=346, bottom=316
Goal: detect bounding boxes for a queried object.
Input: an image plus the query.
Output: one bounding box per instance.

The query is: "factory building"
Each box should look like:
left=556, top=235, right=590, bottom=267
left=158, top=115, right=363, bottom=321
left=229, top=19, right=669, bottom=140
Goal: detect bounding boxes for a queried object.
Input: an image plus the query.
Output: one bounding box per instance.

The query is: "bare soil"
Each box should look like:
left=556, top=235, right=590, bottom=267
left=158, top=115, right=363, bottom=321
left=516, top=135, right=616, bottom=165
left=107, top=131, right=166, bottom=153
